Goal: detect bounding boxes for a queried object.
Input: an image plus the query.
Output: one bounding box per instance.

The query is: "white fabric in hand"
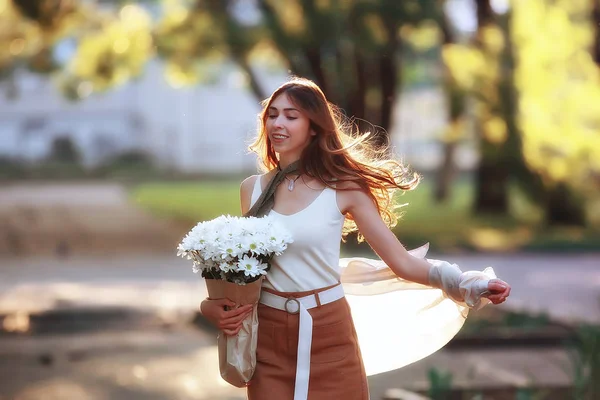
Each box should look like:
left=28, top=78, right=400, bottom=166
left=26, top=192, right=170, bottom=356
left=427, top=259, right=497, bottom=309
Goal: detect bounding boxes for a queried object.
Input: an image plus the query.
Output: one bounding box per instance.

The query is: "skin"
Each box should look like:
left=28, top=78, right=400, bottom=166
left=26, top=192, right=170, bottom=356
left=201, top=93, right=511, bottom=336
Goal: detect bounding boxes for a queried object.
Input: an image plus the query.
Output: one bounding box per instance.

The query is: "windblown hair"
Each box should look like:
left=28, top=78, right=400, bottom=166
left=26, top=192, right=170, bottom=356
left=249, top=77, right=420, bottom=241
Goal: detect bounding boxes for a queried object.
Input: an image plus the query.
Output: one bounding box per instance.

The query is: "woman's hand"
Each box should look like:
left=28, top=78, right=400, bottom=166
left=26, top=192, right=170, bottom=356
left=200, top=298, right=254, bottom=336
left=485, top=279, right=511, bottom=305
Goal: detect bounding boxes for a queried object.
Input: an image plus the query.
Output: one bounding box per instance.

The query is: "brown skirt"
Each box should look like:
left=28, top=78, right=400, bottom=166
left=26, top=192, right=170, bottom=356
left=247, top=285, right=369, bottom=400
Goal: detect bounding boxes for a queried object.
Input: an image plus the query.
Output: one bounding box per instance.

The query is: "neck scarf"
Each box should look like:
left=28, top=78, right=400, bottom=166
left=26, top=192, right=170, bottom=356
left=244, top=160, right=301, bottom=217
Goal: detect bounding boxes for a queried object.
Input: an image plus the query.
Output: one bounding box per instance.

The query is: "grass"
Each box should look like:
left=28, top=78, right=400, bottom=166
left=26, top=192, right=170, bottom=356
left=132, top=180, right=243, bottom=222
left=131, top=177, right=600, bottom=253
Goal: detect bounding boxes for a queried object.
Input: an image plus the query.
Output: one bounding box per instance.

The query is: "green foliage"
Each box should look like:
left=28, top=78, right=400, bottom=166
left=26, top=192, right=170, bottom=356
left=0, top=156, right=27, bottom=179
left=427, top=367, right=453, bottom=400
left=461, top=310, right=553, bottom=335
left=95, top=150, right=158, bottom=179
left=566, top=324, right=600, bottom=400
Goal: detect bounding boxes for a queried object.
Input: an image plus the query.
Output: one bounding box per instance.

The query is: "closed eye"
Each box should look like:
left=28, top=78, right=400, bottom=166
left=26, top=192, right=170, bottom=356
left=267, top=115, right=297, bottom=120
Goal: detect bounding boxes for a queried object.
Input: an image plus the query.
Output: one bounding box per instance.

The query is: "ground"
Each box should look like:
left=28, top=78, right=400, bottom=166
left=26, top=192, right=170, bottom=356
left=0, top=182, right=598, bottom=399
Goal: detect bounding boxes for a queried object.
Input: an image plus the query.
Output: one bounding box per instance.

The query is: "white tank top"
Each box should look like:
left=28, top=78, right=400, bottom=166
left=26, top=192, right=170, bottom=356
left=250, top=175, right=345, bottom=292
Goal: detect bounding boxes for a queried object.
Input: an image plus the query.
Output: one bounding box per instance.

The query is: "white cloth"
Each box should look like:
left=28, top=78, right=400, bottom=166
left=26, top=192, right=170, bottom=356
left=340, top=244, right=496, bottom=376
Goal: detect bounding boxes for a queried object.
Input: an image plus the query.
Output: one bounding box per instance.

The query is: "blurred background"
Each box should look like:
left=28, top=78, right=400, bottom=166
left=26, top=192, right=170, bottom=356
left=0, top=0, right=599, bottom=399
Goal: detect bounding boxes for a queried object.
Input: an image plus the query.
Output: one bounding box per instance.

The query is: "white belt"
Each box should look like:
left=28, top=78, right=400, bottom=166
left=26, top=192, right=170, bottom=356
left=259, top=284, right=345, bottom=400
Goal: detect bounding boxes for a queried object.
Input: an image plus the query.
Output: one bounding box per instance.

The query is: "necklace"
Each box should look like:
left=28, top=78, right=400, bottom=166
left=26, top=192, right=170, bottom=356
left=285, top=175, right=301, bottom=191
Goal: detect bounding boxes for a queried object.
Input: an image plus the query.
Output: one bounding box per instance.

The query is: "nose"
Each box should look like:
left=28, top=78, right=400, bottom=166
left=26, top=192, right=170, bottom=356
left=273, top=115, right=285, bottom=129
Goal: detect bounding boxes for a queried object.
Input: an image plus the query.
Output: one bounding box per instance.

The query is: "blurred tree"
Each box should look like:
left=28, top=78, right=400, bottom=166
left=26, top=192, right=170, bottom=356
left=434, top=6, right=466, bottom=202
left=470, top=0, right=520, bottom=215
left=594, top=0, right=600, bottom=65
left=1, top=0, right=153, bottom=100
left=444, top=0, right=598, bottom=226
left=256, top=0, right=439, bottom=144
left=155, top=0, right=439, bottom=143
left=443, top=0, right=519, bottom=214
left=47, top=136, right=81, bottom=164
left=511, top=0, right=600, bottom=226
left=57, top=3, right=154, bottom=100
left=0, top=0, right=103, bottom=87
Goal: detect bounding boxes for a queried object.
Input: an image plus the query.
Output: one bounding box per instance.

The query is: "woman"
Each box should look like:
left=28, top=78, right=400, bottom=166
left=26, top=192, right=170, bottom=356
left=201, top=77, right=511, bottom=399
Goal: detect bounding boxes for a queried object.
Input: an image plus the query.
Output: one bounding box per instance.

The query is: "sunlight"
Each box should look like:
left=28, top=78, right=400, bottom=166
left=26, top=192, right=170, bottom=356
left=2, top=311, right=30, bottom=333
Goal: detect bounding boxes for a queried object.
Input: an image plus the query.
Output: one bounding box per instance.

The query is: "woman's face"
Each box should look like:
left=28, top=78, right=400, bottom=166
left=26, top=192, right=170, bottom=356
left=266, top=93, right=314, bottom=161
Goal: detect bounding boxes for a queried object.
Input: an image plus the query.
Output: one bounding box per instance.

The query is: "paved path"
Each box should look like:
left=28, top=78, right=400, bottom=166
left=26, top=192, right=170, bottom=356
left=0, top=252, right=597, bottom=399
left=0, top=183, right=182, bottom=256
left=1, top=251, right=598, bottom=323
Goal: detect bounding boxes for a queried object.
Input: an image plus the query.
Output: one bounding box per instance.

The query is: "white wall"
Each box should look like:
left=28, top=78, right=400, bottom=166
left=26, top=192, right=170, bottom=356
left=0, top=62, right=475, bottom=174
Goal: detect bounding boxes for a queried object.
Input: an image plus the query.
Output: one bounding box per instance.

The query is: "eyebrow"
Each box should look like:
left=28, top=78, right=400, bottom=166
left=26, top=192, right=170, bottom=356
left=268, top=106, right=299, bottom=112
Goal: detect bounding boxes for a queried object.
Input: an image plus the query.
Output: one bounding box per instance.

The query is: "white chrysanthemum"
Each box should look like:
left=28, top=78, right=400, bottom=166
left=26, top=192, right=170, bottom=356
left=236, top=255, right=268, bottom=277
left=217, top=239, right=239, bottom=259
left=178, top=215, right=293, bottom=280
left=218, top=261, right=235, bottom=273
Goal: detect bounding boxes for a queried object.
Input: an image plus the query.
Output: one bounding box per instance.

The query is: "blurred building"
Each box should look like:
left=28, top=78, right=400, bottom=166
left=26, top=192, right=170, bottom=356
left=0, top=61, right=281, bottom=174
left=0, top=60, right=475, bottom=174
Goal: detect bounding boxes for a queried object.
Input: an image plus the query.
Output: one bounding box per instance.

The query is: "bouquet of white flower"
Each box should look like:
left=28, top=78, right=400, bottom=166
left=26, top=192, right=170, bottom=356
left=178, top=214, right=292, bottom=284
left=177, top=214, right=293, bottom=387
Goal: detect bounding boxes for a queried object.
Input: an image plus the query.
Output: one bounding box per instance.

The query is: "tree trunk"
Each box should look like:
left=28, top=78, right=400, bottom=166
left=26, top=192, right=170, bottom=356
left=236, top=57, right=267, bottom=101
left=304, top=47, right=328, bottom=95
left=545, top=183, right=586, bottom=226
left=593, top=0, right=600, bottom=65
left=435, top=8, right=464, bottom=203
left=473, top=0, right=510, bottom=214
left=435, top=140, right=458, bottom=202
left=378, top=51, right=396, bottom=145
left=475, top=160, right=509, bottom=213
left=212, top=0, right=267, bottom=102
left=347, top=50, right=368, bottom=132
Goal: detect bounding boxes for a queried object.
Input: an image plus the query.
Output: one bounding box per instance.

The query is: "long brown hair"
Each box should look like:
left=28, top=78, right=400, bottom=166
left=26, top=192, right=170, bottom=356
left=249, top=77, right=420, bottom=241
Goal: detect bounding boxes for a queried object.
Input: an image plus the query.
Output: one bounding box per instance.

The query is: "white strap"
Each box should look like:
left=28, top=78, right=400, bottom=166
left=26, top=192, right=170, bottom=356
left=259, top=284, right=345, bottom=400
left=295, top=303, right=312, bottom=399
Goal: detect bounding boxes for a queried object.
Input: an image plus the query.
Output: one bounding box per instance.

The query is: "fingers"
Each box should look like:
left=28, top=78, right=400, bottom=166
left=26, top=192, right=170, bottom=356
left=217, top=304, right=253, bottom=331
left=221, top=309, right=253, bottom=328
left=484, top=279, right=511, bottom=305
left=223, top=327, right=241, bottom=336
left=488, top=289, right=510, bottom=304
left=224, top=304, right=253, bottom=317
left=214, top=298, right=237, bottom=308
left=222, top=323, right=244, bottom=336
left=488, top=279, right=508, bottom=293
left=488, top=294, right=507, bottom=304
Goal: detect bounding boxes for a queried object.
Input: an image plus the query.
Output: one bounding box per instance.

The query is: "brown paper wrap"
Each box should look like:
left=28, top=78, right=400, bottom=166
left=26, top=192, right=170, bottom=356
left=205, top=278, right=263, bottom=388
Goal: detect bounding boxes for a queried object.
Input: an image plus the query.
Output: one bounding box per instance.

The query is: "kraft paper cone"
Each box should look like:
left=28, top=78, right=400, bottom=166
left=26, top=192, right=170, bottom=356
left=205, top=278, right=263, bottom=388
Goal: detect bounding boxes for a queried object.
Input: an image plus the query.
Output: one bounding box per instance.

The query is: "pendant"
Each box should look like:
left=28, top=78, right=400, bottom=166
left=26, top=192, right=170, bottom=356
left=288, top=179, right=295, bottom=191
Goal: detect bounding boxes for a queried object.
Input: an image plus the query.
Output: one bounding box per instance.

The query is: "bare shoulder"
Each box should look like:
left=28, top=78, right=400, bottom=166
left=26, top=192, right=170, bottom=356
left=240, top=175, right=260, bottom=214
left=240, top=174, right=259, bottom=193
left=334, top=180, right=373, bottom=215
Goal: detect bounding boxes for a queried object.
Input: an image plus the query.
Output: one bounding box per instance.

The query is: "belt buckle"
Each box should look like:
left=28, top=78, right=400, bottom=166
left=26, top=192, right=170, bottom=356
left=284, top=298, right=300, bottom=314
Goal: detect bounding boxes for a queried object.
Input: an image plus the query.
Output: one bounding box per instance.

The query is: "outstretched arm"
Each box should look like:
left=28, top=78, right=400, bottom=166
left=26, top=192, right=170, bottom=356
left=338, top=186, right=510, bottom=305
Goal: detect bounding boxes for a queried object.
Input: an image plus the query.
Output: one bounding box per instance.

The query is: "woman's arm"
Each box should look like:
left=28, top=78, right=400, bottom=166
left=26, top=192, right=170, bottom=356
left=240, top=175, right=258, bottom=215
left=338, top=186, right=510, bottom=305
